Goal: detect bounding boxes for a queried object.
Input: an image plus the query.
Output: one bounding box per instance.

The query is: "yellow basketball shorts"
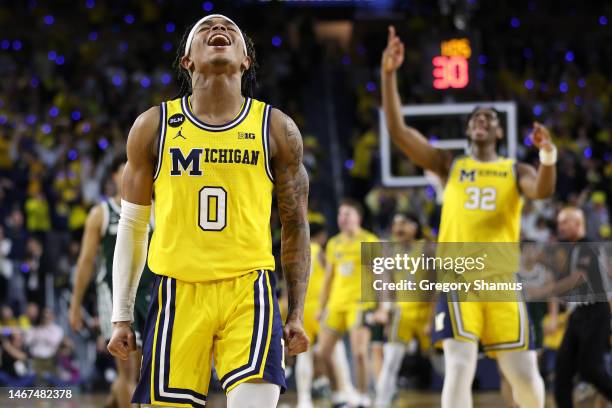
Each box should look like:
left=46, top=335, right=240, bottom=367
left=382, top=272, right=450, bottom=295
left=322, top=306, right=367, bottom=335
left=432, top=293, right=534, bottom=357
left=132, top=270, right=286, bottom=407
left=389, top=303, right=431, bottom=350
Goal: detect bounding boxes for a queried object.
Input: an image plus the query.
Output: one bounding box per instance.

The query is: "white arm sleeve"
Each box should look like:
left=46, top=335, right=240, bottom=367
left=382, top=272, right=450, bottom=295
left=111, top=199, right=151, bottom=323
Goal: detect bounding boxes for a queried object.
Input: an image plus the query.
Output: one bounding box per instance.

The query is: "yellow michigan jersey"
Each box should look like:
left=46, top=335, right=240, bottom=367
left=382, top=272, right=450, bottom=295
left=438, top=155, right=522, bottom=279
left=326, top=229, right=378, bottom=310
left=148, top=96, right=275, bottom=282
left=439, top=155, right=522, bottom=243
left=323, top=229, right=378, bottom=333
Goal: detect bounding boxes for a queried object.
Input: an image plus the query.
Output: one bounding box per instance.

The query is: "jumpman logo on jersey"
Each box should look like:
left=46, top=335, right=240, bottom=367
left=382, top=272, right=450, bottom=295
left=173, top=127, right=186, bottom=140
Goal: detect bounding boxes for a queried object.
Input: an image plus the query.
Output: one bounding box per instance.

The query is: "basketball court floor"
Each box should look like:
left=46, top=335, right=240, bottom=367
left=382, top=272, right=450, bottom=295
left=0, top=391, right=573, bottom=407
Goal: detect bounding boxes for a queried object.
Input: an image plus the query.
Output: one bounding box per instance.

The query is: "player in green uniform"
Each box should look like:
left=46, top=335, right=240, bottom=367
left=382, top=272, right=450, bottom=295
left=69, top=155, right=154, bottom=408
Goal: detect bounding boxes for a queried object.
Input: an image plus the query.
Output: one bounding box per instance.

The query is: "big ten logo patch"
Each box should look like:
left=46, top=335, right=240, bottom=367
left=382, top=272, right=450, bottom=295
left=238, top=132, right=255, bottom=140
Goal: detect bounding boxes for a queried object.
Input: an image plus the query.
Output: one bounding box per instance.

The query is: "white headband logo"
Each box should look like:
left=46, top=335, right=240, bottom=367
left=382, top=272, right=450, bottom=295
left=184, top=14, right=247, bottom=57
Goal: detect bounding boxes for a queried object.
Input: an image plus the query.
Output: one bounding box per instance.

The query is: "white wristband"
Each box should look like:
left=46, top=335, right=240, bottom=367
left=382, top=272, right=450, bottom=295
left=539, top=145, right=557, bottom=166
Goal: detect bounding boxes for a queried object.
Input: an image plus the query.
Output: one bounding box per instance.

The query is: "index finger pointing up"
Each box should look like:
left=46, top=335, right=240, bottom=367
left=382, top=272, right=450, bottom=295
left=388, top=25, right=396, bottom=43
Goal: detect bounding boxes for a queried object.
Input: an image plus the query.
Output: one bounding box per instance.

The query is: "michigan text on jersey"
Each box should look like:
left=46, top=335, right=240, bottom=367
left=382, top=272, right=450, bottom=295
left=170, top=147, right=260, bottom=176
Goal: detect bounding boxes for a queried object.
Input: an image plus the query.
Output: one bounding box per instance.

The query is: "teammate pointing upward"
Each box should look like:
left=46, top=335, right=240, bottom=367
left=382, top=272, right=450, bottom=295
left=107, top=14, right=310, bottom=408
left=382, top=26, right=556, bottom=408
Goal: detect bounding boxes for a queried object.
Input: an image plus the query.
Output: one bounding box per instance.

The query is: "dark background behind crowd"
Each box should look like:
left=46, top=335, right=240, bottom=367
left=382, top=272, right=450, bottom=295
left=0, top=0, right=610, bottom=393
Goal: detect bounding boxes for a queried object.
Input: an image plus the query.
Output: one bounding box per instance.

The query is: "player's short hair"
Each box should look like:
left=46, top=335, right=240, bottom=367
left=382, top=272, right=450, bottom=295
left=175, top=23, right=259, bottom=98
left=466, top=106, right=505, bottom=130
left=110, top=154, right=127, bottom=174
left=394, top=211, right=423, bottom=239
left=339, top=198, right=364, bottom=219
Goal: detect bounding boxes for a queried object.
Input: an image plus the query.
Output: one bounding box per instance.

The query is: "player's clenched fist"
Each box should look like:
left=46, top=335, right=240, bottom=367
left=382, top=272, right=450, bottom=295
left=381, top=25, right=405, bottom=74
left=107, top=321, right=137, bottom=360
left=283, top=317, right=309, bottom=356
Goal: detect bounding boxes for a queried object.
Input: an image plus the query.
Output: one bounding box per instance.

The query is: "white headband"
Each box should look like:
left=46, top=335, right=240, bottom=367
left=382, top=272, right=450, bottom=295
left=184, top=14, right=247, bottom=57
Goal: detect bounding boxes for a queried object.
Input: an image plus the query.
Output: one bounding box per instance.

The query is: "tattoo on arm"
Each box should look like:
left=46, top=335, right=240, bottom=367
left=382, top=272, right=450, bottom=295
left=275, top=112, right=310, bottom=321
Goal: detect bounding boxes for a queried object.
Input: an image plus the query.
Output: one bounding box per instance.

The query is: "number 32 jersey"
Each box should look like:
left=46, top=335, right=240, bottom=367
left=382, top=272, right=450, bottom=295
left=438, top=155, right=523, bottom=243
left=148, top=96, right=275, bottom=282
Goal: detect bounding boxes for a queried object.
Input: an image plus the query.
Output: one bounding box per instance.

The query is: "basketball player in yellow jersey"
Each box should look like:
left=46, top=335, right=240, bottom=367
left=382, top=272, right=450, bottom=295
left=382, top=26, right=556, bottom=408
left=317, top=199, right=378, bottom=408
left=374, top=213, right=433, bottom=408
left=107, top=15, right=310, bottom=408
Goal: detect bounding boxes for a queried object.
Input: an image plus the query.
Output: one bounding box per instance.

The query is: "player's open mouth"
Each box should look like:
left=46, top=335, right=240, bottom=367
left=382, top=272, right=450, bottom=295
left=207, top=33, right=231, bottom=47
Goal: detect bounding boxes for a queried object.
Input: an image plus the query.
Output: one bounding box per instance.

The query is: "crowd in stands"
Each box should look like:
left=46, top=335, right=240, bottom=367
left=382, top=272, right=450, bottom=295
left=0, top=302, right=80, bottom=387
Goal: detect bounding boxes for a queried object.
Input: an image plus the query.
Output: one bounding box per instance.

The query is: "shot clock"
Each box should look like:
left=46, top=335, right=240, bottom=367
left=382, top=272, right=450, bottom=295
left=424, top=36, right=480, bottom=91
left=433, top=38, right=471, bottom=89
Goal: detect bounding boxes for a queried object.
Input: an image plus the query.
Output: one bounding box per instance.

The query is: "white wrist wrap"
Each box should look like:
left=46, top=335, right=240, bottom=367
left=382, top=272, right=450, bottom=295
left=539, top=145, right=557, bottom=166
left=111, top=200, right=151, bottom=323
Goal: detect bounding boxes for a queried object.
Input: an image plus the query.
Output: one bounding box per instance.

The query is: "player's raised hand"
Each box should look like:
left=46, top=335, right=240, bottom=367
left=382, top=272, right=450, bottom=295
left=283, top=316, right=309, bottom=356
left=529, top=122, right=554, bottom=151
left=381, top=25, right=405, bottom=75
left=107, top=321, right=137, bottom=360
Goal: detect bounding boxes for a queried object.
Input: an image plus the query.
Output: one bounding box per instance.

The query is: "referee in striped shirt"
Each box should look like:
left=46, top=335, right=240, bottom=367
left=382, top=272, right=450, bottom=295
left=554, top=207, right=612, bottom=408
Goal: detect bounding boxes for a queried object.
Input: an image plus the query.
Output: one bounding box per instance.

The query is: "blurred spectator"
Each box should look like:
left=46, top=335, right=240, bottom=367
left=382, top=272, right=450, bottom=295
left=0, top=330, right=35, bottom=386
left=24, top=308, right=64, bottom=383
left=24, top=238, right=43, bottom=302
left=24, top=182, right=51, bottom=239
left=1, top=305, right=17, bottom=328
left=530, top=216, right=552, bottom=243
left=583, top=191, right=610, bottom=240
left=349, top=123, right=378, bottom=202
left=6, top=209, right=27, bottom=260
left=6, top=209, right=28, bottom=312
left=0, top=304, right=30, bottom=329
left=0, top=129, right=13, bottom=175
left=53, top=338, right=81, bottom=386
left=21, top=302, right=39, bottom=330
left=0, top=226, right=12, bottom=301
